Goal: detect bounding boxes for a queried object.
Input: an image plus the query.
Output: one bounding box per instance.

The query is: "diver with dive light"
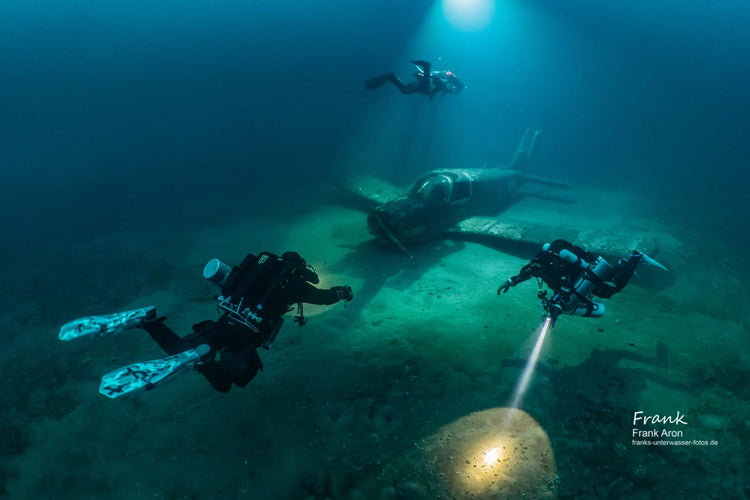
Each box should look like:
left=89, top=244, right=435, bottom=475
left=497, top=239, right=666, bottom=325
left=59, top=251, right=353, bottom=398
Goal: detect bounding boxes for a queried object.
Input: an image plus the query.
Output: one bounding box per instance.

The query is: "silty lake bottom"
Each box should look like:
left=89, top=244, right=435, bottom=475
left=1, top=180, right=747, bottom=499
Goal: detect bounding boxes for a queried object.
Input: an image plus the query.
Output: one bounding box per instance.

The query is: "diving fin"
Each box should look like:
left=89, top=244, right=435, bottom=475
left=59, top=306, right=156, bottom=341
left=410, top=60, right=430, bottom=73
left=99, top=344, right=211, bottom=399
left=637, top=251, right=668, bottom=272
left=364, top=73, right=393, bottom=90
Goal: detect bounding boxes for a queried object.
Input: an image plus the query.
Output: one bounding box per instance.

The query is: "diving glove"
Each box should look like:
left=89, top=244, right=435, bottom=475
left=497, top=278, right=515, bottom=294
left=333, top=285, right=354, bottom=302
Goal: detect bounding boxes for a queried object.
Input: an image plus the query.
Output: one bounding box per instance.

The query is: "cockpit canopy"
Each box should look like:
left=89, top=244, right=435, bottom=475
left=409, top=171, right=472, bottom=206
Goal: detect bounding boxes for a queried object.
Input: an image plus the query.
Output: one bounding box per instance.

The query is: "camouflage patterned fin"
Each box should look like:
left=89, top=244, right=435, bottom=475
left=59, top=306, right=156, bottom=341
left=99, top=345, right=210, bottom=399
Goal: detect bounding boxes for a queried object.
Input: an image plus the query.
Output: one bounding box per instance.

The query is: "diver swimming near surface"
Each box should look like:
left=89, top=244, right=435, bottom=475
left=364, top=60, right=465, bottom=100
left=59, top=251, right=353, bottom=398
left=498, top=239, right=667, bottom=325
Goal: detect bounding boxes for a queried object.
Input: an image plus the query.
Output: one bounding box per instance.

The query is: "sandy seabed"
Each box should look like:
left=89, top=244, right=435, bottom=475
left=1, top=183, right=747, bottom=499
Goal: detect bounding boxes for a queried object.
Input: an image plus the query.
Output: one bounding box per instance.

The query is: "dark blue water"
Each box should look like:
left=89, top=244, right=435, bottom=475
left=2, top=0, right=748, bottom=242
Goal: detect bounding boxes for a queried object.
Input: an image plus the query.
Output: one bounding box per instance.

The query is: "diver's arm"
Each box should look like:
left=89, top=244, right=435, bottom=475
left=498, top=263, right=537, bottom=294
left=298, top=282, right=353, bottom=305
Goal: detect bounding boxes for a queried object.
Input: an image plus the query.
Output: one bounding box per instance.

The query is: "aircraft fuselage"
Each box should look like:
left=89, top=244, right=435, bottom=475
left=367, top=167, right=532, bottom=244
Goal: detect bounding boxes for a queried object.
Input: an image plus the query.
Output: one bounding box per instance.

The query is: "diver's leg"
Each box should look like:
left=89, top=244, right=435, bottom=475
left=410, top=60, right=431, bottom=73
left=195, top=346, right=262, bottom=392
left=365, top=73, right=395, bottom=90
left=392, top=77, right=422, bottom=94
left=123, top=317, right=245, bottom=394
left=365, top=73, right=421, bottom=94
left=600, top=252, right=643, bottom=297
left=409, top=60, right=432, bottom=94
left=195, top=362, right=234, bottom=393
left=224, top=346, right=263, bottom=388
left=142, top=318, right=187, bottom=355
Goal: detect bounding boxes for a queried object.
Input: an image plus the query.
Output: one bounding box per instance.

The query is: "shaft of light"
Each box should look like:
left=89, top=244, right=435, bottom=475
left=509, top=316, right=552, bottom=410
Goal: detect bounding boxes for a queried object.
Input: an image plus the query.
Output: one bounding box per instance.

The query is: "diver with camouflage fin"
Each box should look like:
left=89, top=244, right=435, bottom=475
left=60, top=251, right=353, bottom=398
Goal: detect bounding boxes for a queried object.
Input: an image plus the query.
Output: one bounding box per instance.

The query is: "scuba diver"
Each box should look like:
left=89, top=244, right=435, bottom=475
left=59, top=251, right=354, bottom=398
left=497, top=239, right=667, bottom=325
left=364, top=60, right=465, bottom=100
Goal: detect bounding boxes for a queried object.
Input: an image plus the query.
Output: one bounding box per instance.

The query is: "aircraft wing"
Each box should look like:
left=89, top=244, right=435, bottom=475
left=448, top=216, right=659, bottom=258
left=327, top=174, right=404, bottom=207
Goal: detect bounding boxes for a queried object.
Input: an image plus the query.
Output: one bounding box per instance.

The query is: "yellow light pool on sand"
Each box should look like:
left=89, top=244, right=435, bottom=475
left=422, top=407, right=557, bottom=499
left=482, top=446, right=502, bottom=465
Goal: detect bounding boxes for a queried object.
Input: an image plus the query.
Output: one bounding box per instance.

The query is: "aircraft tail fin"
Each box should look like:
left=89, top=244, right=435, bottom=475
left=507, top=128, right=542, bottom=170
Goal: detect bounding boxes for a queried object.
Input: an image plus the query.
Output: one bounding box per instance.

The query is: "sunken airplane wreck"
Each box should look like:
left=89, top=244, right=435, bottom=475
left=334, top=129, right=659, bottom=259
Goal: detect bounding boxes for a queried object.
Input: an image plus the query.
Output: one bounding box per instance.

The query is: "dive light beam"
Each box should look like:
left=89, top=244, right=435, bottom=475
left=442, top=0, right=496, bottom=31
left=509, top=316, right=551, bottom=410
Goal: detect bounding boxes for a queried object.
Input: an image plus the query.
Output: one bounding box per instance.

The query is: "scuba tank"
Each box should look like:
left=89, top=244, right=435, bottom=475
left=203, top=252, right=319, bottom=347
left=547, top=257, right=614, bottom=321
